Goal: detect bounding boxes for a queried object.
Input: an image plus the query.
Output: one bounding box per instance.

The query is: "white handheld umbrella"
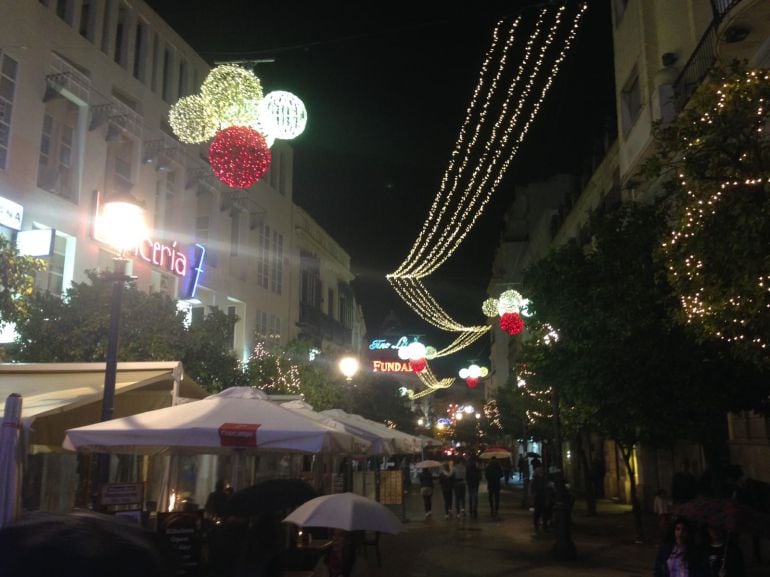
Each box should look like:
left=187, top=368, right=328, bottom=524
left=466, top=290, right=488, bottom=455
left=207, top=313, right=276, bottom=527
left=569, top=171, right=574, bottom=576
left=414, top=460, right=441, bottom=469
left=283, top=492, right=405, bottom=534
left=0, top=394, right=23, bottom=528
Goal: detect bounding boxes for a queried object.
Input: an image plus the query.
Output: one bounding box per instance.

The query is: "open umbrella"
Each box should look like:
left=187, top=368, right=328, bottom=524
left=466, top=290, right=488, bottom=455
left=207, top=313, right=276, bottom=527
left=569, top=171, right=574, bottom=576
left=283, top=492, right=405, bottom=534
left=229, top=478, right=317, bottom=516
left=0, top=510, right=176, bottom=577
left=479, top=447, right=512, bottom=459
left=0, top=394, right=22, bottom=529
left=673, top=496, right=768, bottom=533
left=414, top=460, right=441, bottom=469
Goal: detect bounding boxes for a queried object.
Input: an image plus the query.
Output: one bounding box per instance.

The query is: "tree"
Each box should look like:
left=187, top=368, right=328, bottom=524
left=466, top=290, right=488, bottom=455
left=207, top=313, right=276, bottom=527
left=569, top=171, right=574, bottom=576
left=0, top=236, right=45, bottom=327
left=521, top=201, right=769, bottom=538
left=9, top=272, right=243, bottom=393
left=645, top=65, right=770, bottom=370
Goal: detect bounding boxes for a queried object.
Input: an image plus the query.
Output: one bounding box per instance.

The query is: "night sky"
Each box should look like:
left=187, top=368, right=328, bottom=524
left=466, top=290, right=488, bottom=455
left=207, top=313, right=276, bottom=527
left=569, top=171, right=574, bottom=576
left=145, top=0, right=615, bottom=374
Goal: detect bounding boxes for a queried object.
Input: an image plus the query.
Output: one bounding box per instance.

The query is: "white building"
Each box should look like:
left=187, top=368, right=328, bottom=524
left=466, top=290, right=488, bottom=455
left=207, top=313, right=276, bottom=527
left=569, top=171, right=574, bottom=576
left=0, top=0, right=365, bottom=367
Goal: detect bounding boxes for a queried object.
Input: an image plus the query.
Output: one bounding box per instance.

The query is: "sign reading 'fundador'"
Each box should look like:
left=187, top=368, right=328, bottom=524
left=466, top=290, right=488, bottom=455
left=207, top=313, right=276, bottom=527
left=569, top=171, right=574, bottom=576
left=371, top=360, right=416, bottom=373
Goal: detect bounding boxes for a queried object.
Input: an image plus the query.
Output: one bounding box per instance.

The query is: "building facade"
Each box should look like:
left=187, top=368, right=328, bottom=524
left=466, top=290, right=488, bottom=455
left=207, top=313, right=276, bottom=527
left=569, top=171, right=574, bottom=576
left=0, top=0, right=364, bottom=368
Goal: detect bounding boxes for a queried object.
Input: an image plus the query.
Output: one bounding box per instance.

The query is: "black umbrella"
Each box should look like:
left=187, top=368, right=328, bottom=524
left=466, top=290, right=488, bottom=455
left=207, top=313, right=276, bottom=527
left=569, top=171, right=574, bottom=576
left=0, top=510, right=176, bottom=577
left=229, top=478, right=317, bottom=516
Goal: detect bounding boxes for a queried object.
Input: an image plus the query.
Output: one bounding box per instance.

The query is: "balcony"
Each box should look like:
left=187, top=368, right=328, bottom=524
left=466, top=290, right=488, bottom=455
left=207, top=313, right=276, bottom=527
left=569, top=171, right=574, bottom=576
left=298, top=302, right=352, bottom=347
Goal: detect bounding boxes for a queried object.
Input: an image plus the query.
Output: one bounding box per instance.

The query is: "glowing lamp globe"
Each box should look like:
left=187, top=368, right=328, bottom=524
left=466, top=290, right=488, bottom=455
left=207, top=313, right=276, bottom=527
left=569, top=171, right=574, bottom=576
left=397, top=346, right=410, bottom=360
left=101, top=192, right=146, bottom=253
left=407, top=341, right=427, bottom=360
left=258, top=91, right=308, bottom=140
left=338, top=356, right=359, bottom=381
left=458, top=368, right=469, bottom=379
left=410, top=358, right=427, bottom=373
left=468, top=364, right=481, bottom=379
left=208, top=126, right=271, bottom=188
left=466, top=377, right=479, bottom=388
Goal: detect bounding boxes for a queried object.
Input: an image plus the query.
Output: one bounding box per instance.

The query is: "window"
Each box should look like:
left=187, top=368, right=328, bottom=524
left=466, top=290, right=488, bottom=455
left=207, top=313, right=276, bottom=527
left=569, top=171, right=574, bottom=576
left=106, top=138, right=136, bottom=193
left=56, top=0, right=74, bottom=25
left=268, top=314, right=281, bottom=342
left=79, top=0, right=95, bottom=41
left=256, top=223, right=270, bottom=288
left=100, top=0, right=113, bottom=54
left=327, top=288, right=335, bottom=318
left=178, top=59, right=189, bottom=98
left=195, top=188, right=212, bottom=243
left=0, top=53, right=18, bottom=170
left=133, top=21, right=148, bottom=81
left=150, top=270, right=176, bottom=296
left=162, top=46, right=174, bottom=103
left=191, top=305, right=204, bottom=324
left=256, top=310, right=268, bottom=339
left=37, top=98, right=79, bottom=202
left=114, top=4, right=129, bottom=67
left=151, top=33, right=160, bottom=93
left=620, top=69, right=642, bottom=136
left=270, top=231, right=283, bottom=294
left=227, top=305, right=237, bottom=350
left=35, top=233, right=68, bottom=296
left=300, top=251, right=321, bottom=307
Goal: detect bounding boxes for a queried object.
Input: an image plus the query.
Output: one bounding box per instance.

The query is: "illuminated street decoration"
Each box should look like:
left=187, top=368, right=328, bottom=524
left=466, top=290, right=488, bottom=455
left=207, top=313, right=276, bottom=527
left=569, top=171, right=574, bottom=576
left=208, top=126, right=271, bottom=188
left=168, top=95, right=217, bottom=144
left=258, top=91, right=308, bottom=139
left=200, top=64, right=264, bottom=129
left=500, top=312, right=524, bottom=335
left=459, top=363, right=489, bottom=388
left=386, top=3, right=588, bottom=356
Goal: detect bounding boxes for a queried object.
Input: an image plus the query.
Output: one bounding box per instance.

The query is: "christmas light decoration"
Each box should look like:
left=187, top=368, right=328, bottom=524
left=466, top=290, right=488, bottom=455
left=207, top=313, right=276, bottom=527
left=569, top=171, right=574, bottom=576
left=384, top=3, right=588, bottom=358
left=482, top=298, right=499, bottom=317
left=168, top=95, right=218, bottom=144
left=201, top=64, right=263, bottom=129
left=258, top=91, right=308, bottom=139
left=459, top=363, right=488, bottom=388
left=500, top=312, right=525, bottom=335
left=497, top=289, right=530, bottom=316
left=410, top=358, right=427, bottom=373
left=208, top=126, right=271, bottom=188
left=466, top=377, right=479, bottom=388
left=425, top=346, right=438, bottom=360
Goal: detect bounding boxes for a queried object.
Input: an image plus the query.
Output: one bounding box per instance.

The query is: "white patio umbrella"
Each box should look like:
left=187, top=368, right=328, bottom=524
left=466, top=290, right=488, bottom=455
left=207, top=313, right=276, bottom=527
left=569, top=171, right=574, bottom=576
left=283, top=492, right=405, bottom=534
left=321, top=409, right=419, bottom=454
left=280, top=400, right=374, bottom=455
left=0, top=393, right=23, bottom=528
left=63, top=387, right=362, bottom=455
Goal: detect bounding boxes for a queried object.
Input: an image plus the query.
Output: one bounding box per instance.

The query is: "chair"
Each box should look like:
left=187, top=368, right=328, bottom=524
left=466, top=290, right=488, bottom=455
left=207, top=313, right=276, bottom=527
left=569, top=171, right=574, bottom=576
left=356, top=530, right=381, bottom=567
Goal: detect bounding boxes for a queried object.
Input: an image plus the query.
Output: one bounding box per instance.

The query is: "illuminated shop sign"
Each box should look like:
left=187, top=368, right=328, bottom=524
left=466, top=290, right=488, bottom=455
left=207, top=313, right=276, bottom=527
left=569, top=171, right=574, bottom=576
left=369, top=336, right=409, bottom=350
left=371, top=360, right=416, bottom=373
left=0, top=195, right=23, bottom=231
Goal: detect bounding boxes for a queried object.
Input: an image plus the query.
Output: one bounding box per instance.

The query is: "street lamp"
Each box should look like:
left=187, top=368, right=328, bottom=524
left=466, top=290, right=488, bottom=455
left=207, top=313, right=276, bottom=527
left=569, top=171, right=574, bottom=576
left=338, top=356, right=359, bottom=382
left=97, top=191, right=146, bottom=487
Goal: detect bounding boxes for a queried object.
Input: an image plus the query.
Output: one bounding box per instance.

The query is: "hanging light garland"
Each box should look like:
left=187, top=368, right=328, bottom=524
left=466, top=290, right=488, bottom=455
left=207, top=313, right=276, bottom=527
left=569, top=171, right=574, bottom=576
left=384, top=3, right=588, bottom=362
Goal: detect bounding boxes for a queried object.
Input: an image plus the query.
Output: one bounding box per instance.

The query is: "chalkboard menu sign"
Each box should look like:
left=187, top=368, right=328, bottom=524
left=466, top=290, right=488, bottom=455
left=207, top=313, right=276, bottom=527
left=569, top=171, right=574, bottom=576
left=157, top=511, right=204, bottom=576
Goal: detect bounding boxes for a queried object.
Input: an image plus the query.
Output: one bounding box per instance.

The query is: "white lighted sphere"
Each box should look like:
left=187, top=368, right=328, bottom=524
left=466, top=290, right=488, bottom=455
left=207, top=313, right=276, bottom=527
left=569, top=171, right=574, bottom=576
left=481, top=298, right=499, bottom=318
left=258, top=91, right=307, bottom=140
left=497, top=289, right=524, bottom=315
left=407, top=341, right=427, bottom=360
left=479, top=366, right=489, bottom=378
left=463, top=405, right=474, bottom=414
left=468, top=364, right=481, bottom=379
left=338, top=356, right=359, bottom=380
left=458, top=368, right=469, bottom=379
left=397, top=346, right=410, bottom=360
left=250, top=111, right=276, bottom=148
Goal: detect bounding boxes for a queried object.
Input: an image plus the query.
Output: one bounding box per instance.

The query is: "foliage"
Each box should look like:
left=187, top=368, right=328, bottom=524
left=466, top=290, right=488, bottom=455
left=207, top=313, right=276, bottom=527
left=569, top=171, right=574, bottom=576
left=645, top=65, right=770, bottom=369
left=9, top=271, right=243, bottom=393
left=0, top=236, right=45, bottom=326
left=347, top=374, right=417, bottom=434
left=521, top=202, right=769, bottom=452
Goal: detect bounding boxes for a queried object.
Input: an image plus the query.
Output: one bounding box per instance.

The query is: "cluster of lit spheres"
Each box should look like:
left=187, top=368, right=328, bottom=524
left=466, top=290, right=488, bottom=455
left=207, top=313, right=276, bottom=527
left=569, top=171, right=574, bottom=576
left=482, top=289, right=531, bottom=335
left=168, top=64, right=307, bottom=188
left=458, top=364, right=489, bottom=388
left=396, top=341, right=436, bottom=373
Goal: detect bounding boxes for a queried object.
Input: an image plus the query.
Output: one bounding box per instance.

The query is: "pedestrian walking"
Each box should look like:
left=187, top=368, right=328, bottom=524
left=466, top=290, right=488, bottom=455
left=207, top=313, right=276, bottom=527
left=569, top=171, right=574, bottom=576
left=419, top=467, right=434, bottom=519
left=465, top=457, right=481, bottom=519
left=452, top=458, right=467, bottom=518
left=517, top=453, right=528, bottom=482
left=654, top=517, right=708, bottom=577
left=705, top=525, right=746, bottom=577
left=485, top=456, right=503, bottom=518
left=531, top=462, right=547, bottom=534
left=438, top=463, right=454, bottom=519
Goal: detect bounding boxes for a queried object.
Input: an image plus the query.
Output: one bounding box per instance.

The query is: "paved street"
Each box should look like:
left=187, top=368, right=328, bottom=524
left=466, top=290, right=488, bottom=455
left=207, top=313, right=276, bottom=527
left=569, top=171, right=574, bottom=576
left=353, top=483, right=768, bottom=577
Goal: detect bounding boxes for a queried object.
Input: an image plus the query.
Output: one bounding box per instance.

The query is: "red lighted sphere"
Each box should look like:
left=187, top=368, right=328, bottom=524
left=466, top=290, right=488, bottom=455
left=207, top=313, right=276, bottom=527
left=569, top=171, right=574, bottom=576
left=466, top=377, right=479, bottom=388
left=410, top=358, right=427, bottom=373
left=500, top=312, right=525, bottom=336
left=208, top=126, right=271, bottom=188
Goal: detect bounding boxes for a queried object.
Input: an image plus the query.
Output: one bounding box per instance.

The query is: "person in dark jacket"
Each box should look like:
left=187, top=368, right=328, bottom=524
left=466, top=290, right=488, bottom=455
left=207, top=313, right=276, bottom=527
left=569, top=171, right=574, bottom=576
left=485, top=457, right=503, bottom=518
left=465, top=458, right=482, bottom=519
left=654, top=517, right=709, bottom=577
left=438, top=463, right=454, bottom=519
left=418, top=467, right=435, bottom=519
left=705, top=525, right=746, bottom=577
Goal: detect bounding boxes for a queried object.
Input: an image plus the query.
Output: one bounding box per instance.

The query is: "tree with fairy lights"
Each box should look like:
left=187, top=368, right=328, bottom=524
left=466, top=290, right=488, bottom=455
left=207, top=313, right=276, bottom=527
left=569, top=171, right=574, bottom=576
left=645, top=64, right=770, bottom=370
left=522, top=201, right=769, bottom=540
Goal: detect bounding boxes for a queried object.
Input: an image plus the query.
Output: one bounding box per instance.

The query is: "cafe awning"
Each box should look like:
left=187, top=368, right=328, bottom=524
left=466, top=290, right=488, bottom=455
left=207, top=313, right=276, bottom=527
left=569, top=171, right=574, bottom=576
left=0, top=362, right=207, bottom=450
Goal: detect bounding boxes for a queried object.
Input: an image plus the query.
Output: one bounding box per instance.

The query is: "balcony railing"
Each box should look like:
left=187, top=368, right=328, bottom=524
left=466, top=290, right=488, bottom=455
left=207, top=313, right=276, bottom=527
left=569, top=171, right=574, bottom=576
left=673, top=0, right=745, bottom=109
left=298, top=302, right=352, bottom=346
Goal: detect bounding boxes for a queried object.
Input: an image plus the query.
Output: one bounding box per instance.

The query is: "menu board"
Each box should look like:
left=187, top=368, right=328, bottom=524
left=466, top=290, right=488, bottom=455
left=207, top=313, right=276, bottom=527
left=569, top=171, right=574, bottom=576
left=379, top=470, right=403, bottom=505
left=157, top=511, right=204, bottom=576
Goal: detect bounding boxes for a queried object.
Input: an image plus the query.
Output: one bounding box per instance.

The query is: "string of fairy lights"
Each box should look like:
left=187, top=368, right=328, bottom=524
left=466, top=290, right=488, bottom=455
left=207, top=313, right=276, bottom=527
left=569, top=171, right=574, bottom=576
left=386, top=3, right=588, bottom=381
left=662, top=69, right=770, bottom=354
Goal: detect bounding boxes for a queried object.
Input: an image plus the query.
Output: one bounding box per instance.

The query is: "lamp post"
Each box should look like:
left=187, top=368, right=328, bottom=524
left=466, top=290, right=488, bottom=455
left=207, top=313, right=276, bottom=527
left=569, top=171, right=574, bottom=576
left=96, top=192, right=146, bottom=489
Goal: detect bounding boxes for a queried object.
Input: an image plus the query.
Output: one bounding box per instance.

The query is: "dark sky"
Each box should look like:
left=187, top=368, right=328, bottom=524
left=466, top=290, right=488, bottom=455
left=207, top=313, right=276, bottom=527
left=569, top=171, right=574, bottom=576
left=145, top=0, right=615, bottom=372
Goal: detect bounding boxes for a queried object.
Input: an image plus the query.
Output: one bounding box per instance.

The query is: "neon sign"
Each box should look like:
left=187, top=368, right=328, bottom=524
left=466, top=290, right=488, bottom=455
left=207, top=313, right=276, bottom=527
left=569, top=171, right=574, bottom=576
left=369, top=336, right=409, bottom=350
left=371, top=360, right=418, bottom=373
left=135, top=239, right=187, bottom=276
